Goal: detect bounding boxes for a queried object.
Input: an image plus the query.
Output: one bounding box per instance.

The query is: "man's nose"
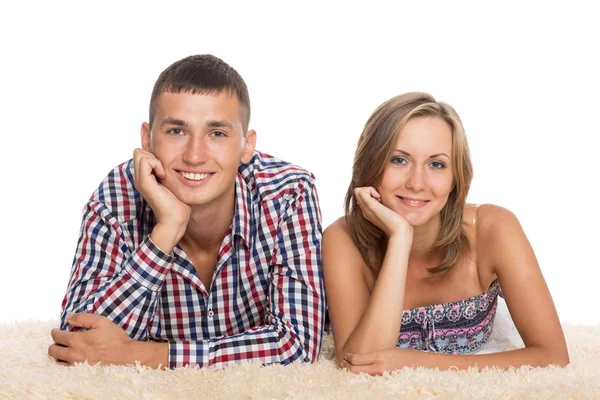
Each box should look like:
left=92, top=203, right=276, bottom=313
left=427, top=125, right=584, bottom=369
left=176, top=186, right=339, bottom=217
left=182, top=136, right=208, bottom=164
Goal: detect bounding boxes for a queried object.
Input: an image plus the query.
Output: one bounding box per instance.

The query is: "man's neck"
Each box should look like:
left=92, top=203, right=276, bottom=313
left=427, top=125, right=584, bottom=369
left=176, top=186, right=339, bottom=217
left=180, top=195, right=236, bottom=255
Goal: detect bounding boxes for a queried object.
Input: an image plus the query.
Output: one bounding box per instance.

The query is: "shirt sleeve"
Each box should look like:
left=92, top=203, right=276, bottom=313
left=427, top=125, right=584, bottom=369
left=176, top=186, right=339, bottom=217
left=60, top=200, right=175, bottom=340
left=168, top=181, right=325, bottom=369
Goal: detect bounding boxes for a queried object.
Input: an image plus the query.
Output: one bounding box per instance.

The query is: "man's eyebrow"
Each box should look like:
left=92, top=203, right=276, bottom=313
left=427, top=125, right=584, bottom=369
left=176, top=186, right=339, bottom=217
left=393, top=150, right=451, bottom=159
left=161, top=117, right=188, bottom=127
left=206, top=120, right=234, bottom=129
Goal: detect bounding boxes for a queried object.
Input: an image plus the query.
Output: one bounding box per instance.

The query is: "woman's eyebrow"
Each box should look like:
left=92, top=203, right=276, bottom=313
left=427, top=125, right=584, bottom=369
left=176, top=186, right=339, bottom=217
left=392, top=150, right=450, bottom=159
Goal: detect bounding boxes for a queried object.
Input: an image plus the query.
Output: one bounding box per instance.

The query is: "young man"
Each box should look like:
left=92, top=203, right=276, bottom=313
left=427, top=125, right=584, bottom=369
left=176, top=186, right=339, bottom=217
left=48, top=55, right=325, bottom=369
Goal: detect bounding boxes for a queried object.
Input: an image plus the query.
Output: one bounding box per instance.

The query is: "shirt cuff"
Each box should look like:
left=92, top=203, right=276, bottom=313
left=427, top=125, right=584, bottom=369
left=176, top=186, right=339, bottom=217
left=168, top=340, right=210, bottom=369
left=125, top=235, right=175, bottom=292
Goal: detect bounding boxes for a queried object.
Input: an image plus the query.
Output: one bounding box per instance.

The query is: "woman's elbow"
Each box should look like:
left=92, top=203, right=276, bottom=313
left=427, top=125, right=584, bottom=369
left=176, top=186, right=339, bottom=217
left=550, top=351, right=570, bottom=367
left=537, top=347, right=570, bottom=367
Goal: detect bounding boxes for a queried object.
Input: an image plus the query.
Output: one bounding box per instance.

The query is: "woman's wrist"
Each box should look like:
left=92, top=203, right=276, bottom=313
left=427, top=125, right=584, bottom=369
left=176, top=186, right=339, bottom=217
left=388, top=230, right=413, bottom=250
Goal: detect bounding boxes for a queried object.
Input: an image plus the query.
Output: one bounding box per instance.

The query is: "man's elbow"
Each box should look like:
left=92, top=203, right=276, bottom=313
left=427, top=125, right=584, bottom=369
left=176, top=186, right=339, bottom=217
left=280, top=335, right=317, bottom=365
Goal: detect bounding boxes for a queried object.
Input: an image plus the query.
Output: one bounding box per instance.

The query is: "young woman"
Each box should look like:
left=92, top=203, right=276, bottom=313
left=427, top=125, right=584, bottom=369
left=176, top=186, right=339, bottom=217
left=323, top=92, right=568, bottom=374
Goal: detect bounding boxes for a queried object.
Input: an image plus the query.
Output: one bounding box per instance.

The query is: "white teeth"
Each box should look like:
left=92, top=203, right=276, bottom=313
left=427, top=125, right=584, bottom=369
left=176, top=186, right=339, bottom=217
left=181, top=171, right=210, bottom=181
left=404, top=198, right=425, bottom=204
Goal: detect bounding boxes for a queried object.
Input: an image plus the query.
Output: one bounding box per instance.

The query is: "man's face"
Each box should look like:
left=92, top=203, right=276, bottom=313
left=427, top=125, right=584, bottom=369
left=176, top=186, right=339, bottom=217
left=141, top=91, right=256, bottom=208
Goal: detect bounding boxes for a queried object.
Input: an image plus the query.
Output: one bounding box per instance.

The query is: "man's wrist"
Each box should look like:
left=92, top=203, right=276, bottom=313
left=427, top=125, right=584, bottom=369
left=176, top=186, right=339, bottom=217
left=126, top=340, right=169, bottom=369
left=150, top=223, right=186, bottom=254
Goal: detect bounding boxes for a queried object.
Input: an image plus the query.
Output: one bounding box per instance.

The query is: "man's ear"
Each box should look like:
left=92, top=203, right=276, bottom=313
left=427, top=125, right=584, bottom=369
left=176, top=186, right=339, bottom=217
left=140, top=122, right=151, bottom=151
left=241, top=129, right=257, bottom=164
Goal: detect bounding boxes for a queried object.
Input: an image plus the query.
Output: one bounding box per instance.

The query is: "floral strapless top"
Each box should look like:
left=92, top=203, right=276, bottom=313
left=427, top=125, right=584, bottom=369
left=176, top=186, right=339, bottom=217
left=398, top=280, right=500, bottom=354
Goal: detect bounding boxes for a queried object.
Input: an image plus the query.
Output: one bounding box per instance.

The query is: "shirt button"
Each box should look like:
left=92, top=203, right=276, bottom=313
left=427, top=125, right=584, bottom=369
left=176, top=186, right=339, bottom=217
left=208, top=309, right=214, bottom=317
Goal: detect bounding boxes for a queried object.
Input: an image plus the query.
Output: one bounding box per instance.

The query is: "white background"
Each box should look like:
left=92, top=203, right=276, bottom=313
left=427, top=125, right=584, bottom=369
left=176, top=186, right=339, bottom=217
left=1, top=1, right=598, bottom=325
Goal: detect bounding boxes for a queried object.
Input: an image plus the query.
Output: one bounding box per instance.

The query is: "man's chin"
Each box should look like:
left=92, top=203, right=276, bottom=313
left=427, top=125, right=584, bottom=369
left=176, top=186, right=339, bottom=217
left=182, top=197, right=210, bottom=207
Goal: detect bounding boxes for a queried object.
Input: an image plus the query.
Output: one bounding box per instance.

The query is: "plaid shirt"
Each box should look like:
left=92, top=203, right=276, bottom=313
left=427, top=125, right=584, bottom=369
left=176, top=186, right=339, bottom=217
left=60, top=151, right=325, bottom=369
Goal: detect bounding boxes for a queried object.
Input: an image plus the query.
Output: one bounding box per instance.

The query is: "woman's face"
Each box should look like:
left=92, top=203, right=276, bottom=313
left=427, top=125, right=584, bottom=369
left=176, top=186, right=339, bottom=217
left=375, top=115, right=454, bottom=227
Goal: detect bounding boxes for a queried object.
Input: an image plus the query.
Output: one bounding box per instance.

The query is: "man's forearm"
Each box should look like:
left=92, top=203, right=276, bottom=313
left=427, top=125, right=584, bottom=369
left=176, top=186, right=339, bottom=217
left=62, top=232, right=175, bottom=339
left=117, top=325, right=310, bottom=370
left=128, top=340, right=169, bottom=369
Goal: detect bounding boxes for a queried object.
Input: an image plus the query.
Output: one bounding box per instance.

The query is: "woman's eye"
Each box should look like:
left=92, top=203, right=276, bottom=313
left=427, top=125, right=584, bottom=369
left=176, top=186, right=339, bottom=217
left=391, top=157, right=407, bottom=165
left=430, top=161, right=446, bottom=169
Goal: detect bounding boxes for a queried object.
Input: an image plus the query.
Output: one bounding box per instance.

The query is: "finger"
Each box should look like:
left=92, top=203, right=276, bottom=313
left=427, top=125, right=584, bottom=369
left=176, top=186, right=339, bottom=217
left=367, top=187, right=381, bottom=200
left=346, top=363, right=383, bottom=376
left=48, top=343, right=71, bottom=364
left=139, top=156, right=165, bottom=180
left=51, top=328, right=74, bottom=346
left=133, top=148, right=153, bottom=160
left=152, top=159, right=166, bottom=179
left=55, top=360, right=70, bottom=367
left=66, top=313, right=105, bottom=329
left=133, top=148, right=151, bottom=174
left=133, top=149, right=158, bottom=178
left=340, top=357, right=379, bottom=375
left=338, top=359, right=351, bottom=370
left=354, top=186, right=369, bottom=198
left=353, top=187, right=365, bottom=202
left=356, top=187, right=379, bottom=204
left=354, top=187, right=371, bottom=206
left=345, top=352, right=376, bottom=366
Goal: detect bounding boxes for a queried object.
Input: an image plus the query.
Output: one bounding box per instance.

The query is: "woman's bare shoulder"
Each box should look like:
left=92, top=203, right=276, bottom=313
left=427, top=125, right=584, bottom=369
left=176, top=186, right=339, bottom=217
left=475, top=203, right=519, bottom=231
left=471, top=204, right=525, bottom=257
left=322, top=217, right=371, bottom=275
left=324, top=216, right=353, bottom=241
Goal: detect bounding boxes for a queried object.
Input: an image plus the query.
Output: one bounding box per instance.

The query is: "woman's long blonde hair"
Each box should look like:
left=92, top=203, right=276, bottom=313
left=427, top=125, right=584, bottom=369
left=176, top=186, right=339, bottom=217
left=344, top=92, right=473, bottom=278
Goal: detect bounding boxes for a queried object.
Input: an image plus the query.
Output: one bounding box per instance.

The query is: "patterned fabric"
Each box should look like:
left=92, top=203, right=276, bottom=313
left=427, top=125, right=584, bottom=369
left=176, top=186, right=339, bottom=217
left=398, top=280, right=500, bottom=354
left=60, top=151, right=325, bottom=369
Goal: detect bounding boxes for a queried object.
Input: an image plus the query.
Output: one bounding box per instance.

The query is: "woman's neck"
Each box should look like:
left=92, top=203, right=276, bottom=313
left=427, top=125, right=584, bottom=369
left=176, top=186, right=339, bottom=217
left=408, top=214, right=442, bottom=263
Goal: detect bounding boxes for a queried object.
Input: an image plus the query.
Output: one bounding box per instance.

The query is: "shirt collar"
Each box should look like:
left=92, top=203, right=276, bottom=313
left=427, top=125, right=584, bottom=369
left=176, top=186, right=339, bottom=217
left=233, top=172, right=253, bottom=249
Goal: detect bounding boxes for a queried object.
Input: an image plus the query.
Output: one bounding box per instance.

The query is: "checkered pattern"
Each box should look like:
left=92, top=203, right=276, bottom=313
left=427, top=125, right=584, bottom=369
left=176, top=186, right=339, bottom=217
left=60, top=151, right=325, bottom=369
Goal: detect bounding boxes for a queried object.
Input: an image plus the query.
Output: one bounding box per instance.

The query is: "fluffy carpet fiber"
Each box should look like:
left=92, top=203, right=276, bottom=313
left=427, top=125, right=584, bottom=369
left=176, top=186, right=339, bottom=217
left=1, top=321, right=598, bottom=399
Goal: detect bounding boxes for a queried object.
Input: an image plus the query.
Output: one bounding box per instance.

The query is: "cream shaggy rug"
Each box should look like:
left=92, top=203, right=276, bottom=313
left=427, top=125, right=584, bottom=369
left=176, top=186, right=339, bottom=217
left=1, top=320, right=598, bottom=399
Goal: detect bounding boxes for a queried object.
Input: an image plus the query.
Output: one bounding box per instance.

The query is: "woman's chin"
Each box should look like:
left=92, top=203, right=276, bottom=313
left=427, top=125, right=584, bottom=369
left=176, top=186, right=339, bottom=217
left=398, top=212, right=420, bottom=226
left=401, top=211, right=433, bottom=227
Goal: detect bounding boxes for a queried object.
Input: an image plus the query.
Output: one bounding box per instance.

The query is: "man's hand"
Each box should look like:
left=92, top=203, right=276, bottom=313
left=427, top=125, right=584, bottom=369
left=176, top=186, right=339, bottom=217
left=48, top=313, right=154, bottom=367
left=354, top=186, right=413, bottom=241
left=49, top=313, right=169, bottom=368
left=133, top=148, right=191, bottom=253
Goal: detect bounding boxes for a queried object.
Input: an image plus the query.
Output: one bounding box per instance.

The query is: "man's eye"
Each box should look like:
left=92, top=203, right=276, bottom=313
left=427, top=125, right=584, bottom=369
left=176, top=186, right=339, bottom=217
left=212, top=131, right=227, bottom=138
left=168, top=128, right=183, bottom=135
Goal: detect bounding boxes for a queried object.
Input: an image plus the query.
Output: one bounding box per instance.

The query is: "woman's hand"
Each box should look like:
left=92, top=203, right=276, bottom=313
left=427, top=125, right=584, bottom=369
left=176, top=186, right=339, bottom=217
left=354, top=186, right=413, bottom=241
left=340, top=348, right=422, bottom=375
